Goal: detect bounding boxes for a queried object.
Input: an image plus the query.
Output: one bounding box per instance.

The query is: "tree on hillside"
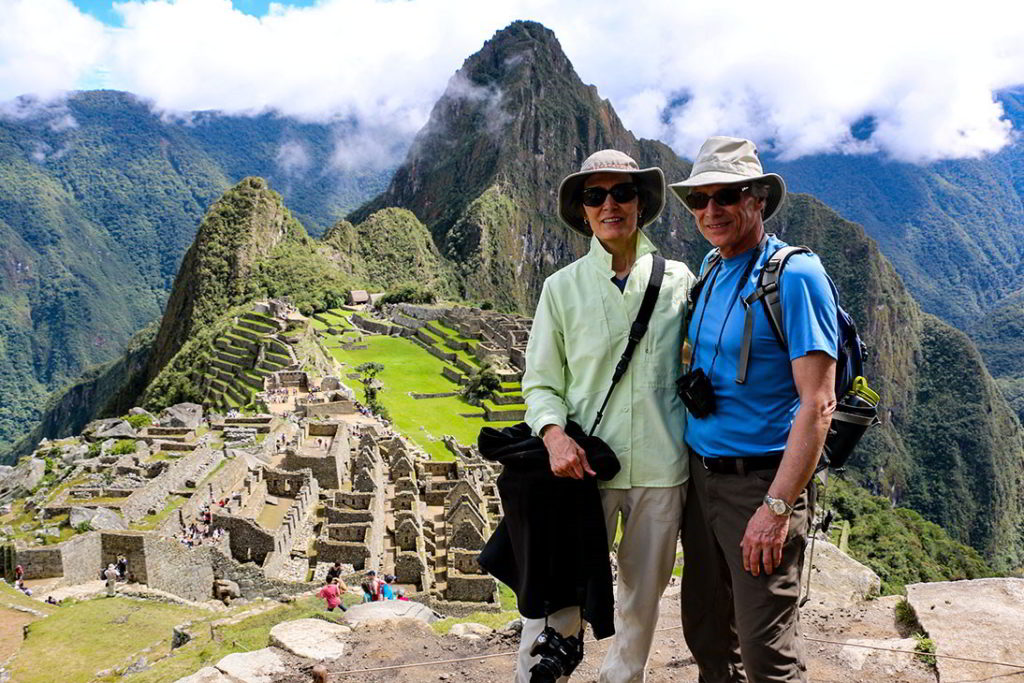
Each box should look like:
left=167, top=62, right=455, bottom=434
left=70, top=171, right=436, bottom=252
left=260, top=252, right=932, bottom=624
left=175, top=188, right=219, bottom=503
left=355, top=362, right=388, bottom=419
left=462, top=362, right=502, bottom=406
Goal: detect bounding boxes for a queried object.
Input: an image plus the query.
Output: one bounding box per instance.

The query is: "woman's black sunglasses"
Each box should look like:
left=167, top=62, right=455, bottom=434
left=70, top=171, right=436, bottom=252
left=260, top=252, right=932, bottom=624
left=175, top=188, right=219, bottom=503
left=683, top=185, right=750, bottom=210
left=581, top=183, right=639, bottom=207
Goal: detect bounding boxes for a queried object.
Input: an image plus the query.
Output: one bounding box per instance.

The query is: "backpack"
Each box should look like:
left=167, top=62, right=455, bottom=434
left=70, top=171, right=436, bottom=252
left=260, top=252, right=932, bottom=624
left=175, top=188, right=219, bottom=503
left=690, top=239, right=878, bottom=469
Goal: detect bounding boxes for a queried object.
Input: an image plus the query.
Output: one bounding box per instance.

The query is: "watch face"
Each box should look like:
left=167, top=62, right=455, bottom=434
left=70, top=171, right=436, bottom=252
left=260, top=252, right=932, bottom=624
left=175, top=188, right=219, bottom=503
left=770, top=500, right=787, bottom=515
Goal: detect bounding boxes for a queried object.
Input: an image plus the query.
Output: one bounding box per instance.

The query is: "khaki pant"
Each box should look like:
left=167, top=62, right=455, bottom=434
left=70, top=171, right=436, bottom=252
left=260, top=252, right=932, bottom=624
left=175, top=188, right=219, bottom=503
left=681, top=452, right=814, bottom=683
left=517, top=485, right=685, bottom=683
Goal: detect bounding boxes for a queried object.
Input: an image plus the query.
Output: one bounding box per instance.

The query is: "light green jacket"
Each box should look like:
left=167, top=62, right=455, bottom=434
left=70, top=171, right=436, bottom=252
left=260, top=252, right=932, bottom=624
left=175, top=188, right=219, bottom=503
left=523, top=231, right=695, bottom=489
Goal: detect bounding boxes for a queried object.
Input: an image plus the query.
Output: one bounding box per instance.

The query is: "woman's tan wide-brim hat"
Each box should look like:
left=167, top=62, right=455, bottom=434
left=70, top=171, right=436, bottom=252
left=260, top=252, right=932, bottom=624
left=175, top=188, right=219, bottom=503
left=557, top=149, right=665, bottom=236
left=669, top=136, right=787, bottom=222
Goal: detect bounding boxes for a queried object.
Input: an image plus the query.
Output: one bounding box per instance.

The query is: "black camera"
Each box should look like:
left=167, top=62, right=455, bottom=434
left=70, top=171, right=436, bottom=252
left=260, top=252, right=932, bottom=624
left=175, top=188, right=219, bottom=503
left=529, top=626, right=584, bottom=682
left=676, top=368, right=715, bottom=419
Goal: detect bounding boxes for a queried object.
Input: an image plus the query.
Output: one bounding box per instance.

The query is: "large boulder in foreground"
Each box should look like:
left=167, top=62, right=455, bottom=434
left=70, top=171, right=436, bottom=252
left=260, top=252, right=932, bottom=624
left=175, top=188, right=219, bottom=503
left=906, top=578, right=1024, bottom=682
left=342, top=600, right=440, bottom=627
left=212, top=648, right=289, bottom=683
left=173, top=666, right=244, bottom=682
left=800, top=539, right=881, bottom=609
left=269, top=618, right=350, bottom=660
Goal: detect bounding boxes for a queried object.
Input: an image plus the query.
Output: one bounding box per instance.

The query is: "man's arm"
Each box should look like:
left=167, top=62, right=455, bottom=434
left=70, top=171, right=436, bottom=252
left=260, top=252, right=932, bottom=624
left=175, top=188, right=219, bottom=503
left=740, top=351, right=836, bottom=576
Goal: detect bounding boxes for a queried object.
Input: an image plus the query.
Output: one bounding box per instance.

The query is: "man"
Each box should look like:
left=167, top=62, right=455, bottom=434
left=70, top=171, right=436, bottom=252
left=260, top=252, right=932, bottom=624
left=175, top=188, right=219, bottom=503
left=326, top=561, right=343, bottom=583
left=669, top=137, right=838, bottom=682
left=522, top=149, right=693, bottom=683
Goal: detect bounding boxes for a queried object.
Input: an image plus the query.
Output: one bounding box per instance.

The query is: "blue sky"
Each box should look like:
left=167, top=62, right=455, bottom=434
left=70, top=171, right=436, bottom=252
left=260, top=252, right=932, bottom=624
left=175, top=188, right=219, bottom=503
left=70, top=0, right=318, bottom=25
left=3, top=0, right=1023, bottom=163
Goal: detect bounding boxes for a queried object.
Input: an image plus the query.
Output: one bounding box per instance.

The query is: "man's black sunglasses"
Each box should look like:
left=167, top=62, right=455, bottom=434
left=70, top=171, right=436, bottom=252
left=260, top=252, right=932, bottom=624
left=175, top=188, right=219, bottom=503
left=683, top=185, right=750, bottom=210
left=581, top=183, right=639, bottom=207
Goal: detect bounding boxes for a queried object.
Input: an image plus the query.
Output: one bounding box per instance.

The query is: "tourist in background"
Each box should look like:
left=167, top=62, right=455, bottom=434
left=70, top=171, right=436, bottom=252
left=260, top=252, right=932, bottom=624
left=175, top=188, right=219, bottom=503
left=104, top=564, right=118, bottom=597
left=521, top=149, right=694, bottom=682
left=318, top=577, right=347, bottom=612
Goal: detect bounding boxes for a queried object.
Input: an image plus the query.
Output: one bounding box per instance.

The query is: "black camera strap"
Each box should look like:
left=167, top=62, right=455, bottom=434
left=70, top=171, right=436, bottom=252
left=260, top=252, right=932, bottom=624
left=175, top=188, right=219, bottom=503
left=589, top=254, right=665, bottom=436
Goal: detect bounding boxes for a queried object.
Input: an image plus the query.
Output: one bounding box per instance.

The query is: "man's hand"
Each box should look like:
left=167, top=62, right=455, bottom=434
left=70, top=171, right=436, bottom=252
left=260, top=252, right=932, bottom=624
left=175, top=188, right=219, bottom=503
left=541, top=425, right=596, bottom=479
left=740, top=505, right=790, bottom=576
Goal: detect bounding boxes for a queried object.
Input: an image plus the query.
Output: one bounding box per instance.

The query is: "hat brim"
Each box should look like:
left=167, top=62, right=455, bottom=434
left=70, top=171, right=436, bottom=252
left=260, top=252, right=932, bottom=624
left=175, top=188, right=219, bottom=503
left=557, top=167, right=666, bottom=237
left=668, top=171, right=786, bottom=223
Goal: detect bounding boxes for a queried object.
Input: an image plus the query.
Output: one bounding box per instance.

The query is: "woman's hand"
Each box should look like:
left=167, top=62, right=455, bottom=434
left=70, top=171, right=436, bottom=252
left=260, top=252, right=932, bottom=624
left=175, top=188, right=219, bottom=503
left=541, top=425, right=596, bottom=479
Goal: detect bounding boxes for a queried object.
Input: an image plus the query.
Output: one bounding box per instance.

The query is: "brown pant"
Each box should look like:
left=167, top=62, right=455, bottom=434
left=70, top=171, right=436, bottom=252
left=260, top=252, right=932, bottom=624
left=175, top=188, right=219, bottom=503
left=681, top=452, right=814, bottom=683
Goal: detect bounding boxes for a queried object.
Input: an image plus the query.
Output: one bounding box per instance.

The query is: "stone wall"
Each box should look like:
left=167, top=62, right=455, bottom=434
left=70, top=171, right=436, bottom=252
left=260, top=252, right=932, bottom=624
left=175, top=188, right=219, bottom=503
left=119, top=448, right=224, bottom=523
left=101, top=533, right=149, bottom=583
left=282, top=452, right=341, bottom=490
left=208, top=547, right=314, bottom=600
left=305, top=401, right=359, bottom=418
left=396, top=304, right=447, bottom=321
left=214, top=513, right=276, bottom=565
left=60, top=532, right=103, bottom=583
left=350, top=314, right=395, bottom=336
left=161, top=456, right=248, bottom=536
left=411, top=335, right=457, bottom=362
left=14, top=546, right=64, bottom=579
left=144, top=535, right=214, bottom=602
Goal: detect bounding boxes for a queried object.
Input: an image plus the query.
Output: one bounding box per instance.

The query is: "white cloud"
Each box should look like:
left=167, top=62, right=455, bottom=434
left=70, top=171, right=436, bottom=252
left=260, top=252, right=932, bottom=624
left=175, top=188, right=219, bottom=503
left=0, top=0, right=1022, bottom=162
left=275, top=138, right=311, bottom=177
left=0, top=0, right=108, bottom=100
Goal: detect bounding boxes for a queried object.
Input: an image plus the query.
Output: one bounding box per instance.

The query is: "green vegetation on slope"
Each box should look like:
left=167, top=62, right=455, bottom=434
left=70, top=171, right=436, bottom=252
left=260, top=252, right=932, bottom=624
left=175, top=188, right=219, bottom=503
left=826, top=477, right=993, bottom=594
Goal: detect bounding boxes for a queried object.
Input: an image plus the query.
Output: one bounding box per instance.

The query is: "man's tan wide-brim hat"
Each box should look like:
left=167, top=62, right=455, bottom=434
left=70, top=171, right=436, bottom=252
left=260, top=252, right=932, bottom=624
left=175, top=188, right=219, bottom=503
left=557, top=149, right=666, bottom=237
left=669, top=136, right=787, bottom=222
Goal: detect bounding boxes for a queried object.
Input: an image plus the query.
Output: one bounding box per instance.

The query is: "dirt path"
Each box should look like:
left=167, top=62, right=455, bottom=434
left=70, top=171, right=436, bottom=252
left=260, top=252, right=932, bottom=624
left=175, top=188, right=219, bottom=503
left=0, top=607, right=36, bottom=663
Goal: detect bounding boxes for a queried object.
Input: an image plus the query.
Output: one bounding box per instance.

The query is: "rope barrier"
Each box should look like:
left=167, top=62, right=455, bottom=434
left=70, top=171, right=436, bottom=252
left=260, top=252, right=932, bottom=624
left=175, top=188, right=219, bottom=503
left=803, top=636, right=1024, bottom=670
left=325, top=624, right=1024, bottom=678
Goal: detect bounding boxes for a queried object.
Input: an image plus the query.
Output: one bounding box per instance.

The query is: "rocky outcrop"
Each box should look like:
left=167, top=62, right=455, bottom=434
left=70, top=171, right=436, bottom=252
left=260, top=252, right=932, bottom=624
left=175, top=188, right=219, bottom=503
left=800, top=540, right=881, bottom=609
left=160, top=403, right=204, bottom=430
left=342, top=599, right=439, bottom=627
left=906, top=578, right=1024, bottom=682
left=268, top=618, right=350, bottom=660
left=69, top=506, right=126, bottom=531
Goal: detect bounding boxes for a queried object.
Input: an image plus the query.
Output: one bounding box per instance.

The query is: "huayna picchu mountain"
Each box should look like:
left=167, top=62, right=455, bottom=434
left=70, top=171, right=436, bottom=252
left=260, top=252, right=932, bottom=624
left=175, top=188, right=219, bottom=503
left=3, top=20, right=1022, bottom=571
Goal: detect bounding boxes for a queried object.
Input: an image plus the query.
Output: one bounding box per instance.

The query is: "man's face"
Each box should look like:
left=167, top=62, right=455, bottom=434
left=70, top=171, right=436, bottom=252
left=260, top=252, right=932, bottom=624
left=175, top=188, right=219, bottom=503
left=582, top=172, right=640, bottom=243
left=691, top=183, right=765, bottom=257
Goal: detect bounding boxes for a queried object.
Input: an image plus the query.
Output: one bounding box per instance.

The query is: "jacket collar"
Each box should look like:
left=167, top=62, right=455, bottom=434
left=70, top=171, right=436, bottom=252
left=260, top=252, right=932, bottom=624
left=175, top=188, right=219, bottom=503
left=586, top=230, right=658, bottom=276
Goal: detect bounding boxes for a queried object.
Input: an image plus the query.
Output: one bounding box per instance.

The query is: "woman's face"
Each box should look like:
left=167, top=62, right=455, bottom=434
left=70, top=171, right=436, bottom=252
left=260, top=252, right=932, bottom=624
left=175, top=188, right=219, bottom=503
left=581, top=172, right=640, bottom=244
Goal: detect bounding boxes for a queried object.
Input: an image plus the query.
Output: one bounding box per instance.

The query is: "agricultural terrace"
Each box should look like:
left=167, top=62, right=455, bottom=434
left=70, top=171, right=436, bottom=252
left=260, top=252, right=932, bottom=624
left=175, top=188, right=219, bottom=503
left=318, top=308, right=524, bottom=461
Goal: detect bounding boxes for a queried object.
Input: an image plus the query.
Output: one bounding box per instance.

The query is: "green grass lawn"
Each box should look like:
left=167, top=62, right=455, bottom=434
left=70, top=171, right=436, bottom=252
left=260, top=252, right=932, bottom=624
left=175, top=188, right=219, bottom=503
left=7, top=597, right=205, bottom=683
left=328, top=335, right=519, bottom=460
left=0, top=582, right=58, bottom=617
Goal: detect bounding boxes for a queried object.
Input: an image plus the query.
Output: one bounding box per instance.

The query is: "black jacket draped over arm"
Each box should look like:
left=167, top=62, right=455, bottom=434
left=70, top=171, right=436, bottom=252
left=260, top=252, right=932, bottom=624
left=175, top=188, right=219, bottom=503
left=476, top=421, right=619, bottom=640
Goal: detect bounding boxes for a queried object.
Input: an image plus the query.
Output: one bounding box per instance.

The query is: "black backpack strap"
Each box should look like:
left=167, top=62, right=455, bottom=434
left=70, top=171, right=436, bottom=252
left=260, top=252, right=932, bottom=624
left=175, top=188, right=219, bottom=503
left=735, top=245, right=812, bottom=384
left=590, top=254, right=665, bottom=435
left=684, top=250, right=721, bottom=329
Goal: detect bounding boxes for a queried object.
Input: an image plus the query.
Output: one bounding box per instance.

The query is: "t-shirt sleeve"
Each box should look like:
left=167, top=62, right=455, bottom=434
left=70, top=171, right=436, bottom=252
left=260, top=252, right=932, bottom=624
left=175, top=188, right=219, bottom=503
left=779, top=254, right=838, bottom=361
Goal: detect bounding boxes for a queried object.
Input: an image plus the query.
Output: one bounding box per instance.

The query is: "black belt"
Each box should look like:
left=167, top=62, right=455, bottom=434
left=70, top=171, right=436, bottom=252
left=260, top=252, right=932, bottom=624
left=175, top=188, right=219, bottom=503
left=693, top=451, right=783, bottom=475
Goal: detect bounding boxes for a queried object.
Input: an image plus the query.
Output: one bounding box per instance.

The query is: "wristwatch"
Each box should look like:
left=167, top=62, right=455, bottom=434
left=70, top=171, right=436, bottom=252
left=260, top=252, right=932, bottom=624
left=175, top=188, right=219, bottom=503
left=763, top=494, right=794, bottom=517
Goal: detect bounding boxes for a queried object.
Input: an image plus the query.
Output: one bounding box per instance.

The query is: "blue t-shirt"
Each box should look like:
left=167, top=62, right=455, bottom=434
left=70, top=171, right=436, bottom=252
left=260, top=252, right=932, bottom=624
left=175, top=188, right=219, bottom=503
left=685, top=235, right=838, bottom=458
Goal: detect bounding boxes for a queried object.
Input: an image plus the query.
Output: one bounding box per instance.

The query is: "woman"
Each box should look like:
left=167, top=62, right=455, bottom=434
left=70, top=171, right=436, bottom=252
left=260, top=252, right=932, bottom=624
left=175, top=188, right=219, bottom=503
left=513, top=149, right=694, bottom=682
left=317, top=577, right=347, bottom=612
